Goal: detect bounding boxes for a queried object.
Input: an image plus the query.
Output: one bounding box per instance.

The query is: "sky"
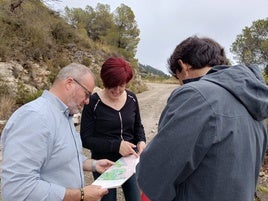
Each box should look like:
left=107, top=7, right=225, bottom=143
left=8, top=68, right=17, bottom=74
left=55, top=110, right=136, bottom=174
left=49, top=0, right=268, bottom=74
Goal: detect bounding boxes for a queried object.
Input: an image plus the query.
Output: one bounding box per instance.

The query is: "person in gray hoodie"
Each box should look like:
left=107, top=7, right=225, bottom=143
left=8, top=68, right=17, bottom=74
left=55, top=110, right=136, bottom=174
left=136, top=36, right=268, bottom=201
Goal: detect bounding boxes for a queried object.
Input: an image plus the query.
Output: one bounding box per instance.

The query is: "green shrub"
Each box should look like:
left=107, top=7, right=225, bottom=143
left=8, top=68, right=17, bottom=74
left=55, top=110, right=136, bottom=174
left=0, top=81, right=11, bottom=96
left=263, top=73, right=268, bottom=85
left=16, top=83, right=43, bottom=105
left=128, top=79, right=148, bottom=94
left=50, top=22, right=77, bottom=44
left=82, top=57, right=92, bottom=67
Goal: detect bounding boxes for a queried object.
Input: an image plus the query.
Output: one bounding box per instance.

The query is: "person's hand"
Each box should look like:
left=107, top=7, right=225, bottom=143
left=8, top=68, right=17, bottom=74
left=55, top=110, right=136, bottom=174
left=95, top=159, right=114, bottom=173
left=84, top=185, right=108, bottom=201
left=119, top=140, right=138, bottom=157
left=137, top=141, right=146, bottom=155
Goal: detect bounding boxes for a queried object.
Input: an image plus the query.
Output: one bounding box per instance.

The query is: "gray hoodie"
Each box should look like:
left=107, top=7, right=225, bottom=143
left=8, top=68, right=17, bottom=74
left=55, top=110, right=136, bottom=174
left=136, top=65, right=268, bottom=201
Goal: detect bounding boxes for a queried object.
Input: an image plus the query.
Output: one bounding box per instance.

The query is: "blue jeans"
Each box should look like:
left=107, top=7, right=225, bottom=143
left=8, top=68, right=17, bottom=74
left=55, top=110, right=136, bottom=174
left=93, top=172, right=140, bottom=201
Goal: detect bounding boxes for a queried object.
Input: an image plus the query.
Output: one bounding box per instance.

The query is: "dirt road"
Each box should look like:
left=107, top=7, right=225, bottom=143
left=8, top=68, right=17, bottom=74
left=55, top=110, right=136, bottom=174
left=136, top=82, right=178, bottom=141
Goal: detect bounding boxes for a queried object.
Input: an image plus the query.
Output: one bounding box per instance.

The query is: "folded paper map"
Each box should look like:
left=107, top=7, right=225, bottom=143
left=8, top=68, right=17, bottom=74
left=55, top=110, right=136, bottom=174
left=92, top=155, right=140, bottom=189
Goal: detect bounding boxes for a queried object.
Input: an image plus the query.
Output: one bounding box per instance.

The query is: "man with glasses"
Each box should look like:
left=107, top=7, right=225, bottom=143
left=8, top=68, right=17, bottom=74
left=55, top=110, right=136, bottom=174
left=73, top=78, right=92, bottom=100
left=1, top=63, right=114, bottom=201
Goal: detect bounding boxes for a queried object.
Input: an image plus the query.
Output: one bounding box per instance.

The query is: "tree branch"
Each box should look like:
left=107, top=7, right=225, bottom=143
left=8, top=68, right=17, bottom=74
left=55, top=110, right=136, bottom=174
left=10, top=0, right=24, bottom=12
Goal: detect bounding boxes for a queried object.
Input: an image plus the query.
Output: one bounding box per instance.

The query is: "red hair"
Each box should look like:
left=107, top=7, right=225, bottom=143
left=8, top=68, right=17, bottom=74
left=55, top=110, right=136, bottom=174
left=100, top=57, right=133, bottom=88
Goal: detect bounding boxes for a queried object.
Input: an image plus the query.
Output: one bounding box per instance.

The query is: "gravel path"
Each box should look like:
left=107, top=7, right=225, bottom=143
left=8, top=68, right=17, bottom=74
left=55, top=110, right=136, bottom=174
left=136, top=82, right=178, bottom=141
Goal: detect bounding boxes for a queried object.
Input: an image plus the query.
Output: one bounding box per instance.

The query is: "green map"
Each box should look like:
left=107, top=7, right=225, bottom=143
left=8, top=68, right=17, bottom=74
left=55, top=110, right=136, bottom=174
left=93, top=155, right=139, bottom=188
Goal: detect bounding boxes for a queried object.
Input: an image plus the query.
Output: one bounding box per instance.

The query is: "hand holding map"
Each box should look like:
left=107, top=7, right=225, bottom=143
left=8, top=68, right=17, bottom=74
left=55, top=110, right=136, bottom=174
left=92, top=155, right=139, bottom=189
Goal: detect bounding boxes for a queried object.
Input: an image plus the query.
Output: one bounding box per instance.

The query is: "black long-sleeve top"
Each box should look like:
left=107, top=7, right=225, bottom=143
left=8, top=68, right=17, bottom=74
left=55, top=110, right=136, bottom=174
left=80, top=90, right=146, bottom=161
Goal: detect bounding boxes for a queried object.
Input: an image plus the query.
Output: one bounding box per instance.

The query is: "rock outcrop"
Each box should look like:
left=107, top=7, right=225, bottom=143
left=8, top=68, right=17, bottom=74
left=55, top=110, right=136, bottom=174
left=0, top=61, right=51, bottom=95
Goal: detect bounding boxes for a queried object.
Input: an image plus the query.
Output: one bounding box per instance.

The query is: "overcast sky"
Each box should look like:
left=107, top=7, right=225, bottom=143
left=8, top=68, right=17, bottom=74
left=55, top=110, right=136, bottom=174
left=50, top=0, right=268, bottom=74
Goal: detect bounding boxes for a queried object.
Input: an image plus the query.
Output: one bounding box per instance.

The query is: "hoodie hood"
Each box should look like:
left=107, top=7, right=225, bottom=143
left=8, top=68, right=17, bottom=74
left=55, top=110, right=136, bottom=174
left=201, top=64, right=268, bottom=121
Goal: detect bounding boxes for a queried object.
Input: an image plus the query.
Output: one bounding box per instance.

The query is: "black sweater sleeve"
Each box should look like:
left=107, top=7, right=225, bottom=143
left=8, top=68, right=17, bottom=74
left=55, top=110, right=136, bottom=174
left=132, top=92, right=146, bottom=143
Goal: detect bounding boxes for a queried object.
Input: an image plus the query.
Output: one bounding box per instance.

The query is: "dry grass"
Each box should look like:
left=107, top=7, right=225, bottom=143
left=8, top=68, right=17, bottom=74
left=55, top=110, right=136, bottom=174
left=0, top=95, right=16, bottom=120
left=0, top=95, right=16, bottom=134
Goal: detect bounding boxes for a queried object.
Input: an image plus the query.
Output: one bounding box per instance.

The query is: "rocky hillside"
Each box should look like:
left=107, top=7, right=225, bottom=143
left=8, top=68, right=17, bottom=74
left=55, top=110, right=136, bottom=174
left=0, top=1, right=121, bottom=131
left=139, top=63, right=170, bottom=78
left=0, top=0, right=148, bottom=91
left=0, top=1, right=172, bottom=132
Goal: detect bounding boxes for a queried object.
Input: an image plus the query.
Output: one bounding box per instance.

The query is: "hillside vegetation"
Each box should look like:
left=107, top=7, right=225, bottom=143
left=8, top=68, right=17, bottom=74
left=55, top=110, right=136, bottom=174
left=0, top=0, right=166, bottom=84
left=0, top=0, right=172, bottom=131
left=1, top=0, right=94, bottom=64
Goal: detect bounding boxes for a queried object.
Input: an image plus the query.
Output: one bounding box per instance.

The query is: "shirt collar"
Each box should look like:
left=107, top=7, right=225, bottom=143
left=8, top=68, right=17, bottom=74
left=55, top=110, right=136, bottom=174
left=182, top=76, right=202, bottom=84
left=182, top=65, right=228, bottom=84
left=42, top=90, right=70, bottom=117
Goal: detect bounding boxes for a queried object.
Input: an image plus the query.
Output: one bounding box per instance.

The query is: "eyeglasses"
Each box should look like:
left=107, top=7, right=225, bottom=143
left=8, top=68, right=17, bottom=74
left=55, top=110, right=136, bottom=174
left=73, top=78, right=92, bottom=99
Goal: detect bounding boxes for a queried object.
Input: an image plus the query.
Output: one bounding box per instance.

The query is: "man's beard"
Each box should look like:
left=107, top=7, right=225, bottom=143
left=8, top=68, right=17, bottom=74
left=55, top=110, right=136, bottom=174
left=67, top=97, right=80, bottom=115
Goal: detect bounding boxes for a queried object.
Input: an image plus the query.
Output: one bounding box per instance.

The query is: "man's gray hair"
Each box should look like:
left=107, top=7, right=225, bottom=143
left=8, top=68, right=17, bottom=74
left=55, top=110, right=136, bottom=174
left=55, top=63, right=94, bottom=82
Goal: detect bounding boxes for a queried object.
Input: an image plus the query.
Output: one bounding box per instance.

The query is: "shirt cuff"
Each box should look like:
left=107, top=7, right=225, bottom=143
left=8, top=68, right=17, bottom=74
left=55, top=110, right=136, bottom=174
left=50, top=184, right=66, bottom=200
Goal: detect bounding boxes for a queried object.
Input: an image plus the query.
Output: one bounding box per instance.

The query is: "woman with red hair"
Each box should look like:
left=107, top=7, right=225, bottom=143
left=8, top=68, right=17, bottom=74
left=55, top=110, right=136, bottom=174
left=80, top=57, right=146, bottom=201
